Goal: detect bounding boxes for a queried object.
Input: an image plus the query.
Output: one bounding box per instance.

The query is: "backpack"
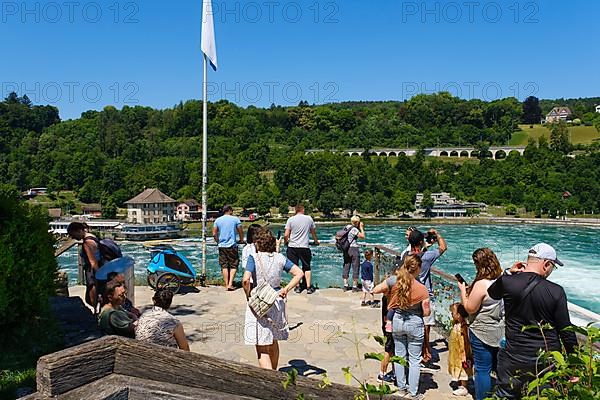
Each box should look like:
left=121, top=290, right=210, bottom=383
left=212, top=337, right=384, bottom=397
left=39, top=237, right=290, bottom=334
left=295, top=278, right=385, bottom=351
left=335, top=225, right=355, bottom=253
left=85, top=237, right=123, bottom=265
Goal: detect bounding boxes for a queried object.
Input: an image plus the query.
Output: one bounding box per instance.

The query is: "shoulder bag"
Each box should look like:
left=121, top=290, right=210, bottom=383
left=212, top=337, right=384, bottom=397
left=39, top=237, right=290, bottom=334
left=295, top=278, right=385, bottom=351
left=248, top=254, right=279, bottom=318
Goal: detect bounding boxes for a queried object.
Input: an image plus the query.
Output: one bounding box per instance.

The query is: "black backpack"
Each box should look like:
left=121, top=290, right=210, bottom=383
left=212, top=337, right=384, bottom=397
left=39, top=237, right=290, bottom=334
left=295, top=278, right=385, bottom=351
left=85, top=237, right=123, bottom=265
left=335, top=225, right=355, bottom=253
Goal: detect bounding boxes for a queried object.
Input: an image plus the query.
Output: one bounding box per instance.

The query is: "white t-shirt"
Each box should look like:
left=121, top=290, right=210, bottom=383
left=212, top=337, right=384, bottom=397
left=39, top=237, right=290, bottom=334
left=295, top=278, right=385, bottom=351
left=285, top=214, right=316, bottom=248
left=241, top=243, right=257, bottom=270
left=347, top=225, right=360, bottom=248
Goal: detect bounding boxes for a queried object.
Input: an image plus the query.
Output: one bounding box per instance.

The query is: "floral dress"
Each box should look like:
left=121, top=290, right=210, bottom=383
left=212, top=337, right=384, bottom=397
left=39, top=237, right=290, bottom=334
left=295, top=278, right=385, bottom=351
left=244, top=252, right=294, bottom=346
left=136, top=306, right=180, bottom=348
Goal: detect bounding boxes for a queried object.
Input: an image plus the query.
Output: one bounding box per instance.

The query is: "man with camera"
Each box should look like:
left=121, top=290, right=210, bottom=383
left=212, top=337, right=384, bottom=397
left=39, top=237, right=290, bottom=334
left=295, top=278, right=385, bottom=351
left=406, top=228, right=447, bottom=370
left=488, top=243, right=576, bottom=399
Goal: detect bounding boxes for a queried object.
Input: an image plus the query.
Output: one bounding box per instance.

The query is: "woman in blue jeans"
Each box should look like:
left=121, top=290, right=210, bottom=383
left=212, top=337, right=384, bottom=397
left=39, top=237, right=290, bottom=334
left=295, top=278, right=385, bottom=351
left=373, top=256, right=431, bottom=400
left=458, top=248, right=504, bottom=400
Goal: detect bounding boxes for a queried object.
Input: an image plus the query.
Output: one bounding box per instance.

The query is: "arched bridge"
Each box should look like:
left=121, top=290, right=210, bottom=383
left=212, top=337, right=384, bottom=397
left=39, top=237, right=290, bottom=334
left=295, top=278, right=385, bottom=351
left=306, top=146, right=526, bottom=159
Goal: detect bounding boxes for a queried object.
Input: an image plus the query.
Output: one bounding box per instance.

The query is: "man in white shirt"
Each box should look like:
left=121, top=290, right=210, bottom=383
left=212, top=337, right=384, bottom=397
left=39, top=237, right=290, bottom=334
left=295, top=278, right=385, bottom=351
left=284, top=204, right=320, bottom=294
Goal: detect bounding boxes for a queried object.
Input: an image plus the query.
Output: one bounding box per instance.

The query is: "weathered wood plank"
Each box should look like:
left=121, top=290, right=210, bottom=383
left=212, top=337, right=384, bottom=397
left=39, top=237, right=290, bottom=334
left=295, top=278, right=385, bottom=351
left=61, top=374, right=261, bottom=400
left=112, top=337, right=359, bottom=399
left=36, top=336, right=119, bottom=396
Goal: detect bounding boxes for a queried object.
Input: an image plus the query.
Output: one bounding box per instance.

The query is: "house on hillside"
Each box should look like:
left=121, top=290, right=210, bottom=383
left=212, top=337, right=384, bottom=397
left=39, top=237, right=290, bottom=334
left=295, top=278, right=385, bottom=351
left=124, top=188, right=177, bottom=224
left=595, top=105, right=600, bottom=113
left=545, top=107, right=572, bottom=123
left=82, top=205, right=102, bottom=218
left=48, top=208, right=62, bottom=220
left=176, top=199, right=201, bottom=221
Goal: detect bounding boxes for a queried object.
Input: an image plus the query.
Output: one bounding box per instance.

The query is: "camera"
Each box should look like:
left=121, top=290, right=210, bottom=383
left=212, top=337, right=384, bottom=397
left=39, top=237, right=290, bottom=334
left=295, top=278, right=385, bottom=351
left=424, top=231, right=437, bottom=244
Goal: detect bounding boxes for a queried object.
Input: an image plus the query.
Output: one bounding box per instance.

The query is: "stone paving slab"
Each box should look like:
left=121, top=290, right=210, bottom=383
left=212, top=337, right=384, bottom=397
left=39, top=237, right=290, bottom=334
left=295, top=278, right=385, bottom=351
left=70, top=285, right=472, bottom=399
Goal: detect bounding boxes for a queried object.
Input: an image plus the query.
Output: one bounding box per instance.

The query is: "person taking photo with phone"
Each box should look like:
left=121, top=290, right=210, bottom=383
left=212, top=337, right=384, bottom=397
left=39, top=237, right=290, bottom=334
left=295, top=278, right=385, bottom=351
left=457, top=248, right=504, bottom=400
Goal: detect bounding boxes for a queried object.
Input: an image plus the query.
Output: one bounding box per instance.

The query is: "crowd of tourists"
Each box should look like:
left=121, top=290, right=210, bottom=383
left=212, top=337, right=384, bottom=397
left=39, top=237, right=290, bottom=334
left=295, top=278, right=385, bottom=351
left=69, top=204, right=577, bottom=399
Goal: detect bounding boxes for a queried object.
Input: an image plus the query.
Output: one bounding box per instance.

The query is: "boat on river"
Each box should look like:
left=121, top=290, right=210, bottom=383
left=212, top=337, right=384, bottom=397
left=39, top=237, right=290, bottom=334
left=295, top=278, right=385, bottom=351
left=119, top=222, right=181, bottom=241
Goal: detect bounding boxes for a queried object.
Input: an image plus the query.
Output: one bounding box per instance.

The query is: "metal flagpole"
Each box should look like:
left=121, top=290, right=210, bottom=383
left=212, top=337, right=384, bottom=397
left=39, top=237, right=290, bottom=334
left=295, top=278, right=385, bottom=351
left=201, top=53, right=208, bottom=286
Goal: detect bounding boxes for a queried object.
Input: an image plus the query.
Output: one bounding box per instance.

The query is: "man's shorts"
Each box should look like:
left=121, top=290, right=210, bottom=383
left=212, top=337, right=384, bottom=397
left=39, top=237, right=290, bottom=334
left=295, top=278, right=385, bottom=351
left=362, top=280, right=373, bottom=293
left=286, top=247, right=312, bottom=271
left=423, top=298, right=436, bottom=326
left=218, top=246, right=239, bottom=270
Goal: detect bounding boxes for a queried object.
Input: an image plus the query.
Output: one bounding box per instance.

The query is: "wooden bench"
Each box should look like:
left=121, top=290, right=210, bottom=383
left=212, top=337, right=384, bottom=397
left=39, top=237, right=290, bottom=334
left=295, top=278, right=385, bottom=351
left=23, top=336, right=361, bottom=399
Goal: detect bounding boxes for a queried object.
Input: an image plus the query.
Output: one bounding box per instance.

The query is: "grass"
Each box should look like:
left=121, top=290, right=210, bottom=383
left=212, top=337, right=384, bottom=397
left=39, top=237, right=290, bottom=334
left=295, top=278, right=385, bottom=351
left=0, top=369, right=36, bottom=400
left=0, top=315, right=63, bottom=400
left=511, top=124, right=600, bottom=146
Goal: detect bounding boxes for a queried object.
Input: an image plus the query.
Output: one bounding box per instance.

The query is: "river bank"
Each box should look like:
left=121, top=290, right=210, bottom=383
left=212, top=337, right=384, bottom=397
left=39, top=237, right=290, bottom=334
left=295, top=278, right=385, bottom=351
left=185, top=215, right=600, bottom=235
left=309, top=217, right=600, bottom=228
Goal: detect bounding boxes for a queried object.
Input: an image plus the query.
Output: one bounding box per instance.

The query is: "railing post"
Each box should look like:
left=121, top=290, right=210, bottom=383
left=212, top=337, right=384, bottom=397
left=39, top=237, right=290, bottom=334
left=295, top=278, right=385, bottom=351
left=374, top=246, right=381, bottom=284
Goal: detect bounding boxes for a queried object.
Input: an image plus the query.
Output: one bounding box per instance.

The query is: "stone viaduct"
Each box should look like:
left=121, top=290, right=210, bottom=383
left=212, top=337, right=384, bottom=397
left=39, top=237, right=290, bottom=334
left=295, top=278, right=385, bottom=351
left=306, top=146, right=526, bottom=159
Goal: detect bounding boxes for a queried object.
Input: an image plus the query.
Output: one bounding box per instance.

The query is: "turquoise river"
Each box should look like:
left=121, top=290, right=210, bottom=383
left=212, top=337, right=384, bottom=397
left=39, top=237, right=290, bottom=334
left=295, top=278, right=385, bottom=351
left=57, top=223, right=600, bottom=315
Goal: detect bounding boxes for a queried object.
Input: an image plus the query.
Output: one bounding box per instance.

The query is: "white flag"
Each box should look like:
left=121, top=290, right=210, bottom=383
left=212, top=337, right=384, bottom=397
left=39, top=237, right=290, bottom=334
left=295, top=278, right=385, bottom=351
left=201, top=0, right=218, bottom=71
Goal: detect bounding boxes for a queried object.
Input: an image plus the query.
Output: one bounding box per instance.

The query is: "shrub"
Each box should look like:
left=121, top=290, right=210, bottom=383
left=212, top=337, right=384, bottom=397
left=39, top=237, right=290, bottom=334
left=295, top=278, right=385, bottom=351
left=521, top=324, right=600, bottom=399
left=505, top=204, right=518, bottom=215
left=0, top=185, right=58, bottom=346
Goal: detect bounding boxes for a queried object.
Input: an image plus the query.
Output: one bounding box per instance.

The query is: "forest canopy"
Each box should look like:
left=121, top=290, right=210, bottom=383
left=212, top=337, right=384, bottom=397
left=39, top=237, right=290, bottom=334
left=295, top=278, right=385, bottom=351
left=1, top=92, right=600, bottom=216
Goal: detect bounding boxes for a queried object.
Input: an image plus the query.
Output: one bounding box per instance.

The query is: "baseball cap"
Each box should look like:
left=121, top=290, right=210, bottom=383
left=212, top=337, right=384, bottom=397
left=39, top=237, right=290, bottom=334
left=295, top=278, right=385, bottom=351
left=528, top=243, right=564, bottom=266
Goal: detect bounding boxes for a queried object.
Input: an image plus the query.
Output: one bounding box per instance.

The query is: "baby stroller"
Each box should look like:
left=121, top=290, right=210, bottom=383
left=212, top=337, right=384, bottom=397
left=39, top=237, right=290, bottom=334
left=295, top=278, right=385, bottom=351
left=146, top=245, right=196, bottom=294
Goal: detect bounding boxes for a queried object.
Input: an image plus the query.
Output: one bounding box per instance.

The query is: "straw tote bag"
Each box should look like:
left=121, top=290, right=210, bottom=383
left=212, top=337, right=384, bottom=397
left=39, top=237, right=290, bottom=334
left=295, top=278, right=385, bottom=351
left=248, top=254, right=279, bottom=318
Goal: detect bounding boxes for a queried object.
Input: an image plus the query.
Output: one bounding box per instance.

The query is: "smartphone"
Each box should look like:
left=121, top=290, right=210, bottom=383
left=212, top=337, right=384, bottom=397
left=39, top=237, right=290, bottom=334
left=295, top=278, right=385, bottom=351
left=455, top=273, right=466, bottom=284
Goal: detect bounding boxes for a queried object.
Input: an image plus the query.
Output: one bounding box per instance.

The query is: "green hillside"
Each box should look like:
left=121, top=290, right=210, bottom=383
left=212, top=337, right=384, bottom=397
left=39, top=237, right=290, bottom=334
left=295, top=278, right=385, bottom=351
left=511, top=124, right=600, bottom=146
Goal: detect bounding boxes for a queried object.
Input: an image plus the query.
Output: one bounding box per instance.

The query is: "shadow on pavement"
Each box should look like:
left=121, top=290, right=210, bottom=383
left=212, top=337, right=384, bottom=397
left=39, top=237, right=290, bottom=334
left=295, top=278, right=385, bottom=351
left=280, top=359, right=327, bottom=377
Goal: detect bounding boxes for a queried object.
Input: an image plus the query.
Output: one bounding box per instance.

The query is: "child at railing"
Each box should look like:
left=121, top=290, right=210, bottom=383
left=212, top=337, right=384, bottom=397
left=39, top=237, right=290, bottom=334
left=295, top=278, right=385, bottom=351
left=448, top=302, right=473, bottom=396
left=361, top=249, right=376, bottom=306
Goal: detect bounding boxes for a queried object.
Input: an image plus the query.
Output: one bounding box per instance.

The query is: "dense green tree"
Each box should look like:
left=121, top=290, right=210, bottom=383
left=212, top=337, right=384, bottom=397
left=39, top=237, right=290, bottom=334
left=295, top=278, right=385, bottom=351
left=3, top=93, right=600, bottom=218
left=207, top=183, right=229, bottom=210
left=101, top=194, right=118, bottom=219
left=421, top=190, right=434, bottom=209
left=522, top=96, right=542, bottom=124
left=549, top=121, right=571, bottom=154
left=0, top=184, right=58, bottom=345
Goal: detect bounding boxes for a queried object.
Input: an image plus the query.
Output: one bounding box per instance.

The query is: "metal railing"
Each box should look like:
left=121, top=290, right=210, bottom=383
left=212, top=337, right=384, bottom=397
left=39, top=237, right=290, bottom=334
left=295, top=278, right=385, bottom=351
left=371, top=245, right=600, bottom=333
left=373, top=245, right=459, bottom=331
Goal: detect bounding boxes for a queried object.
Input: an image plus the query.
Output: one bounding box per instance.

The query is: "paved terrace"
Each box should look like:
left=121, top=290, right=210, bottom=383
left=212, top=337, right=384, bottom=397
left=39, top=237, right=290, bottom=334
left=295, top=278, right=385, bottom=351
left=71, top=285, right=468, bottom=399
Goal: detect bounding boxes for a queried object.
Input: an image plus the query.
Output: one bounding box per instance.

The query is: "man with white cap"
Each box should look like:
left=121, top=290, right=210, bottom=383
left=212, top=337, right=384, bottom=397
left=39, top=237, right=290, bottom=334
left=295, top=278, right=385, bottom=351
left=488, top=243, right=577, bottom=399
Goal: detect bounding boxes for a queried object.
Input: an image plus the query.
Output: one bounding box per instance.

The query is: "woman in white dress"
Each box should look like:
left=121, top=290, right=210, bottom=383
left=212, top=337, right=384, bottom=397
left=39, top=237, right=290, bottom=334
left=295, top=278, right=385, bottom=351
left=242, top=228, right=304, bottom=370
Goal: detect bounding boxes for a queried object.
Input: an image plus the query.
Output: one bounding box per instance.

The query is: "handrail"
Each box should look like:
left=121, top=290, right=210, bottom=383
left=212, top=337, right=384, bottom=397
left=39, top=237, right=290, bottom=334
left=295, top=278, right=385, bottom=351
left=54, top=238, right=78, bottom=257
left=367, top=244, right=600, bottom=332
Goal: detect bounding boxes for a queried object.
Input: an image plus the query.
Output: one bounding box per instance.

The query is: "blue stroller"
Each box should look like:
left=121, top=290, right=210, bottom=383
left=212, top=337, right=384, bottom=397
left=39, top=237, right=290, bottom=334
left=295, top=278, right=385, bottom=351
left=146, top=245, right=196, bottom=294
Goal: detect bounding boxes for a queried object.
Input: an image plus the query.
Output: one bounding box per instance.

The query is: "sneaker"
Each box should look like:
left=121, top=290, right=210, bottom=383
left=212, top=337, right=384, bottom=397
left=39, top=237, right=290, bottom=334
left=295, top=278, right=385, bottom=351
left=306, top=285, right=316, bottom=294
left=371, top=302, right=381, bottom=308
left=361, top=301, right=368, bottom=307
left=452, top=386, right=468, bottom=396
left=343, top=285, right=351, bottom=292
left=377, top=371, right=396, bottom=384
left=419, top=361, right=441, bottom=372
left=385, top=321, right=393, bottom=333
left=294, top=286, right=303, bottom=294
left=407, top=394, right=424, bottom=400
left=393, top=388, right=408, bottom=397
left=352, top=286, right=360, bottom=292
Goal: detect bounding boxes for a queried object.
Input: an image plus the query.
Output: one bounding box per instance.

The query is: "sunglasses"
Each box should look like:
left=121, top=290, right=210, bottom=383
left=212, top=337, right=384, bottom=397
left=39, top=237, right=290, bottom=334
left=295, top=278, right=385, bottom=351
left=529, top=256, right=557, bottom=269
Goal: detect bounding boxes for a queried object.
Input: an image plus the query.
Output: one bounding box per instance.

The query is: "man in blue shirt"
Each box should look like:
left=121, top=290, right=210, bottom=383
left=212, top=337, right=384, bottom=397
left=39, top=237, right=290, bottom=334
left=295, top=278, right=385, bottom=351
left=407, top=228, right=447, bottom=370
left=212, top=205, right=244, bottom=291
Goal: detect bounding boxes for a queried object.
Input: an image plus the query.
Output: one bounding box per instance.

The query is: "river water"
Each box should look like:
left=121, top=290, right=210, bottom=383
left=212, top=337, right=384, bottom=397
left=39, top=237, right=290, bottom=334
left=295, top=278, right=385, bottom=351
left=57, top=223, right=600, bottom=315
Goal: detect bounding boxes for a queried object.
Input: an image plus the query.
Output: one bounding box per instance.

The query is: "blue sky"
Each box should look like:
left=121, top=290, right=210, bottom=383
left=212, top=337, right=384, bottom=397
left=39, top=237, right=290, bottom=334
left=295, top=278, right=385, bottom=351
left=1, top=0, right=598, bottom=120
